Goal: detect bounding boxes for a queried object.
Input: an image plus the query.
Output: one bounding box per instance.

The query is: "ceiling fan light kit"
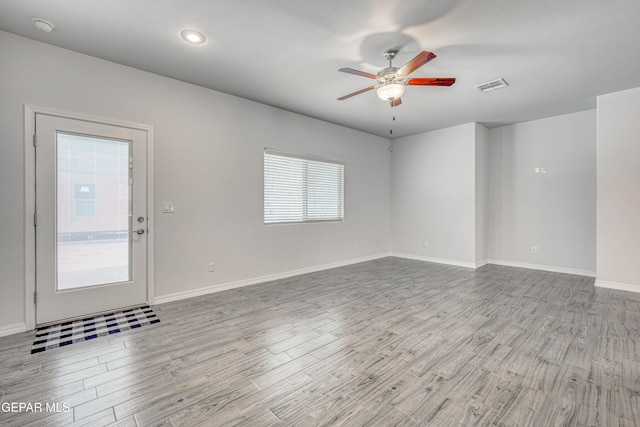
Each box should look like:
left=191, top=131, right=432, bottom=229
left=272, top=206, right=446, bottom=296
left=377, top=83, right=405, bottom=102
left=338, top=48, right=455, bottom=107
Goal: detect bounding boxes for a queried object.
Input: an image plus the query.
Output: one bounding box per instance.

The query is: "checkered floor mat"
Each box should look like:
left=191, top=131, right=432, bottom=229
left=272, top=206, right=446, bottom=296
left=31, top=305, right=160, bottom=354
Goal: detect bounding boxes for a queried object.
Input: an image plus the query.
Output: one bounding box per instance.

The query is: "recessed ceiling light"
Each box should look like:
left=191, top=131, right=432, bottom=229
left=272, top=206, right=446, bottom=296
left=180, top=29, right=206, bottom=45
left=33, top=18, right=55, bottom=33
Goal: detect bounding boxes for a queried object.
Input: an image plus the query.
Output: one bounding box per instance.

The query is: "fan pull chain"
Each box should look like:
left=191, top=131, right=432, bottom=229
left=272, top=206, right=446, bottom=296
left=389, top=115, right=396, bottom=152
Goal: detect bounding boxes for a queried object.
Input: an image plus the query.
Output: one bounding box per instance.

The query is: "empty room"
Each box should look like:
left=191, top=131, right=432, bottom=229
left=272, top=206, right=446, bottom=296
left=1, top=0, right=640, bottom=425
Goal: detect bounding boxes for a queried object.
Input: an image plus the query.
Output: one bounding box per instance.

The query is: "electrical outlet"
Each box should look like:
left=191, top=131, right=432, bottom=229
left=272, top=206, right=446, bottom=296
left=355, top=242, right=360, bottom=250
left=531, top=246, right=540, bottom=254
left=208, top=261, right=215, bottom=272
left=423, top=241, right=429, bottom=248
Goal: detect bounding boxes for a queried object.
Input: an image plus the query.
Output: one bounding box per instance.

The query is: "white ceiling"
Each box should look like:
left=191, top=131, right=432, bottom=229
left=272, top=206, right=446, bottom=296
left=1, top=0, right=640, bottom=139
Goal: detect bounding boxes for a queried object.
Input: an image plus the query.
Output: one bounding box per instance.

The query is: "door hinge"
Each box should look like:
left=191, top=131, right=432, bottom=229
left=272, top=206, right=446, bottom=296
left=33, top=134, right=37, bottom=147
left=34, top=212, right=37, bottom=227
left=34, top=292, right=37, bottom=304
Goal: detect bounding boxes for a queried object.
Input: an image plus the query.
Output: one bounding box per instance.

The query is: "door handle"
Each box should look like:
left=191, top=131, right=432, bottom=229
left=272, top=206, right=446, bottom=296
left=135, top=228, right=145, bottom=235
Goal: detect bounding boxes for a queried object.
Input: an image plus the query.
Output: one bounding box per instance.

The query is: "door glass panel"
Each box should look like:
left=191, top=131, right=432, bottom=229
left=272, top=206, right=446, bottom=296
left=56, top=133, right=131, bottom=290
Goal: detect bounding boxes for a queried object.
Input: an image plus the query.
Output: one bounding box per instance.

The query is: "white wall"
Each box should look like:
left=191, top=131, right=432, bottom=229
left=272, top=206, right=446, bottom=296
left=487, top=110, right=596, bottom=275
left=390, top=123, right=478, bottom=266
left=596, top=87, right=640, bottom=291
left=0, top=31, right=391, bottom=330
left=475, top=123, right=489, bottom=265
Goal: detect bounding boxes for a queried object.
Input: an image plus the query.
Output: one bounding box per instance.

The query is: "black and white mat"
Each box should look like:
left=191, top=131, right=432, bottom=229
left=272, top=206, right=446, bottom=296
left=31, top=305, right=160, bottom=354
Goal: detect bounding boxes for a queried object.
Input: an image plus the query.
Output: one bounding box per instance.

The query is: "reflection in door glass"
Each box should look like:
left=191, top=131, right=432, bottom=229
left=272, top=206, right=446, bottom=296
left=56, top=133, right=131, bottom=290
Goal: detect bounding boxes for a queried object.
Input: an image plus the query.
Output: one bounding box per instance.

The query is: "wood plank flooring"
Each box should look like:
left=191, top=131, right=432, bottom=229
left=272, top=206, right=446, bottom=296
left=1, top=257, right=640, bottom=426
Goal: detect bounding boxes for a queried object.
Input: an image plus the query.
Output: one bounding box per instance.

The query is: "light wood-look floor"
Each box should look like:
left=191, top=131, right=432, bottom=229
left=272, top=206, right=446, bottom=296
left=2, top=257, right=640, bottom=426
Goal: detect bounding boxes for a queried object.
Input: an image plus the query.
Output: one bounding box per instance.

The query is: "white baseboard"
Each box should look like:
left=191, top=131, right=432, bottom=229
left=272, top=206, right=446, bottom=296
left=0, top=323, right=27, bottom=338
left=487, top=259, right=596, bottom=278
left=595, top=279, right=640, bottom=293
left=155, top=253, right=391, bottom=305
left=390, top=252, right=477, bottom=269
left=154, top=253, right=602, bottom=306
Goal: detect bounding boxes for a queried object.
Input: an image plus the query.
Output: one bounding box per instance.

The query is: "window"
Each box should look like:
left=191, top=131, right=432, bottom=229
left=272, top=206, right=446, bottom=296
left=264, top=150, right=344, bottom=224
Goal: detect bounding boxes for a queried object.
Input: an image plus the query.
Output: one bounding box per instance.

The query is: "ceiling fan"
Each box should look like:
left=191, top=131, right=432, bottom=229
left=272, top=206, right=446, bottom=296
left=337, top=49, right=455, bottom=107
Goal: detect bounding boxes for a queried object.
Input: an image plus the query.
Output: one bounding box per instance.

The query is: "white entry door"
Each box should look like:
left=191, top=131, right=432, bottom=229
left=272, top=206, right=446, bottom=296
left=35, top=113, right=148, bottom=325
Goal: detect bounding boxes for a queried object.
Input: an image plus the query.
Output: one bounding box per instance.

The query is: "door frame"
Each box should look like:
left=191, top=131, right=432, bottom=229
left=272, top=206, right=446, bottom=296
left=24, top=105, right=155, bottom=330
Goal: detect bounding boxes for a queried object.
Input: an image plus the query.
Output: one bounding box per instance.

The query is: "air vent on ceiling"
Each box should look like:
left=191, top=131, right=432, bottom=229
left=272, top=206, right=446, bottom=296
left=475, top=78, right=509, bottom=92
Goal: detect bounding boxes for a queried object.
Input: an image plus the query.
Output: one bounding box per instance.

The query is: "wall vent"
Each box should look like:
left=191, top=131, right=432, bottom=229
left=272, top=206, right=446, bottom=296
left=475, top=78, right=509, bottom=92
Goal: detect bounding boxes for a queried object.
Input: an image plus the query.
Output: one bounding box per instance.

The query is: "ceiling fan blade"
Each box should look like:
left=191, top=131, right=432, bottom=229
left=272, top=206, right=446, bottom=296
left=337, top=86, right=376, bottom=100
left=398, top=51, right=436, bottom=76
left=407, top=77, right=456, bottom=86
left=390, top=97, right=402, bottom=107
left=339, top=68, right=378, bottom=80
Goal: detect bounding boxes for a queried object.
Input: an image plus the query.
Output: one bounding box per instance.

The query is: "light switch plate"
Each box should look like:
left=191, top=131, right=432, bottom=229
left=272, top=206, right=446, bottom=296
left=162, top=202, right=174, bottom=213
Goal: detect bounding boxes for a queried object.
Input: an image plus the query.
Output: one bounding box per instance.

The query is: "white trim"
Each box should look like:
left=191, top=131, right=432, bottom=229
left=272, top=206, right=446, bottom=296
left=487, top=259, right=596, bottom=277
left=24, top=105, right=36, bottom=331
left=0, top=323, right=27, bottom=338
left=146, top=126, right=155, bottom=305
left=152, top=252, right=604, bottom=306
left=390, top=252, right=477, bottom=269
left=155, top=253, right=390, bottom=305
left=24, top=105, right=155, bottom=330
left=388, top=254, right=594, bottom=277
left=595, top=279, right=640, bottom=293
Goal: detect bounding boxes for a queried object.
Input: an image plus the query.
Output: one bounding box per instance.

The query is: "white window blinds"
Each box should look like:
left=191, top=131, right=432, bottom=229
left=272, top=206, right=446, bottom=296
left=264, top=150, right=344, bottom=224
